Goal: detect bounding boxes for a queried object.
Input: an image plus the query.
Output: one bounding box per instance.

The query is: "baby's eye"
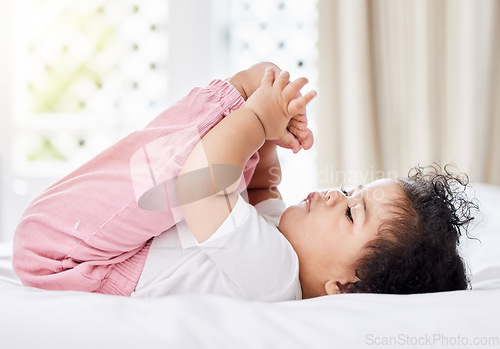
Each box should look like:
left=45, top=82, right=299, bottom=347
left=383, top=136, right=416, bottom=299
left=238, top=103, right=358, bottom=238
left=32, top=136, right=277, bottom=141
left=340, top=187, right=349, bottom=196
left=346, top=206, right=353, bottom=222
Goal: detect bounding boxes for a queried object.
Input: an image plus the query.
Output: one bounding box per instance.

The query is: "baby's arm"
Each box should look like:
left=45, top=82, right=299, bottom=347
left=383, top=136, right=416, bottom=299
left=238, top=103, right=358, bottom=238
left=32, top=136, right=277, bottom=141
left=177, top=69, right=316, bottom=243
left=247, top=141, right=283, bottom=205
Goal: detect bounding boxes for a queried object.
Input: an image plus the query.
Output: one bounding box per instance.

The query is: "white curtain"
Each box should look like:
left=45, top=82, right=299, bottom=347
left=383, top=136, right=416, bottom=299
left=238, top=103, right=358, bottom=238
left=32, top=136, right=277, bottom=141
left=316, top=0, right=500, bottom=188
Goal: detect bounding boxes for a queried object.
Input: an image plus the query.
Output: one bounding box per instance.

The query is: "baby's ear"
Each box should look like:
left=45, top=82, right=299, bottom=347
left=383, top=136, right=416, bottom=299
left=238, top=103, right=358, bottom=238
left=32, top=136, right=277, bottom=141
left=324, top=280, right=351, bottom=295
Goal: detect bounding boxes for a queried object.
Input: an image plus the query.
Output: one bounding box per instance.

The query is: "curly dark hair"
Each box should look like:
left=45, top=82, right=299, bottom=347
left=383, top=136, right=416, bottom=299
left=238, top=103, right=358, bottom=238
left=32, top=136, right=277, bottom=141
left=343, top=164, right=479, bottom=294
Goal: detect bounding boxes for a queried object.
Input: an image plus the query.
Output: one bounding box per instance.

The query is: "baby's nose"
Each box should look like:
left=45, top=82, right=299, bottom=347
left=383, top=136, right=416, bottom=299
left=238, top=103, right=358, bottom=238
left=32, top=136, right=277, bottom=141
left=324, top=189, right=345, bottom=206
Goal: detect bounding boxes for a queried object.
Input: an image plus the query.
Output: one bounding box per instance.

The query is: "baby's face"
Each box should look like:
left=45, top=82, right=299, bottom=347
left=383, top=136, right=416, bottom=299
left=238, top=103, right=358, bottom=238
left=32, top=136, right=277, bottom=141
left=278, top=178, right=403, bottom=297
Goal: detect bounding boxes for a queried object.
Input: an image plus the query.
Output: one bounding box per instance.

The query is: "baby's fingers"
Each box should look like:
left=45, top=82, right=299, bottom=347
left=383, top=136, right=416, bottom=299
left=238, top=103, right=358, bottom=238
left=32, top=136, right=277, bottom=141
left=283, top=77, right=309, bottom=103
left=274, top=70, right=290, bottom=90
left=275, top=131, right=302, bottom=153
left=288, top=90, right=317, bottom=117
left=261, top=68, right=276, bottom=87
left=288, top=125, right=314, bottom=150
left=289, top=117, right=307, bottom=131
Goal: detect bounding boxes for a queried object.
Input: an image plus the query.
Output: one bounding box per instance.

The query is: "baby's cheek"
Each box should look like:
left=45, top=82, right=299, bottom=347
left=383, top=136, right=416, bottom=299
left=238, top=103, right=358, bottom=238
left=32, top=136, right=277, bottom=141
left=279, top=208, right=305, bottom=239
left=280, top=205, right=302, bottom=221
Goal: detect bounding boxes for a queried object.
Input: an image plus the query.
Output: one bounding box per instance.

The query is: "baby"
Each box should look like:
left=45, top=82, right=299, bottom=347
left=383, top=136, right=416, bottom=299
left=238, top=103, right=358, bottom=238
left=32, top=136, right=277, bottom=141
left=12, top=62, right=477, bottom=301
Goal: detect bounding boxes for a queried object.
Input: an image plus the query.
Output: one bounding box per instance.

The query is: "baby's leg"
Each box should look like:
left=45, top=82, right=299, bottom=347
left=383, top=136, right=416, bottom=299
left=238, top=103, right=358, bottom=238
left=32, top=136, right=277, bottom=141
left=12, top=79, right=257, bottom=296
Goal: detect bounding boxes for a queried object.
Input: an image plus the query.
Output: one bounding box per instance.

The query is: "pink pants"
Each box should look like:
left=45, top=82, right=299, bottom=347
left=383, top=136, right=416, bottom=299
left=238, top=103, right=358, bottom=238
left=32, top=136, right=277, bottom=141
left=12, top=80, right=258, bottom=296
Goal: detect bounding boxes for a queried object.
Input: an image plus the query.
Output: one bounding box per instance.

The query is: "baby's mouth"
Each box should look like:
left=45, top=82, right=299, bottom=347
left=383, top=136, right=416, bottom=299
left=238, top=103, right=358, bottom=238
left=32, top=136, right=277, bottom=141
left=298, top=196, right=310, bottom=211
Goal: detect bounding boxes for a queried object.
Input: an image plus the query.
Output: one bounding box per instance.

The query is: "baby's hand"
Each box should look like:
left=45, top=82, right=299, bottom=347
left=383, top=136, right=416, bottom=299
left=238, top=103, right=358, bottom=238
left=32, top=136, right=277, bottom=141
left=244, top=69, right=317, bottom=143
left=228, top=62, right=315, bottom=152
left=273, top=94, right=314, bottom=153
left=275, top=123, right=314, bottom=153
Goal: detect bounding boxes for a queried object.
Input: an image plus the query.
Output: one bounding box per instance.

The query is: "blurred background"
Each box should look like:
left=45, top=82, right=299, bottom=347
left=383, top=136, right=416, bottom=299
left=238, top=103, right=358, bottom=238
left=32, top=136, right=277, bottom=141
left=0, top=0, right=498, bottom=241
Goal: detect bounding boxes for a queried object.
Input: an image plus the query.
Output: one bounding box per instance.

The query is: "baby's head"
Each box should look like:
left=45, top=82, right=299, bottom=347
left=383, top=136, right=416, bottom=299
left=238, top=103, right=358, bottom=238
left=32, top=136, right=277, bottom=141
left=278, top=165, right=478, bottom=298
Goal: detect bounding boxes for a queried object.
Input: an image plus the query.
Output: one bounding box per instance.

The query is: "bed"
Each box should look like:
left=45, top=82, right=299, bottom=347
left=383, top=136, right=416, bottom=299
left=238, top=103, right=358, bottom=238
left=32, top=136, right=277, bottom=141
left=1, top=183, right=499, bottom=349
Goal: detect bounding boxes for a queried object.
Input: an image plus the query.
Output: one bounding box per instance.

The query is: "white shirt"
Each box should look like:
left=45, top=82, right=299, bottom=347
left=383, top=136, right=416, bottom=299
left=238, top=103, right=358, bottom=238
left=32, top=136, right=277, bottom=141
left=132, top=195, right=302, bottom=302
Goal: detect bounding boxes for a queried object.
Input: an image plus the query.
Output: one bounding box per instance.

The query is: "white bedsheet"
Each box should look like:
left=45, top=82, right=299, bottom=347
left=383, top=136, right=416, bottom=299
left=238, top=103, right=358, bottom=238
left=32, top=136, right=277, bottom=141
left=1, top=183, right=499, bottom=349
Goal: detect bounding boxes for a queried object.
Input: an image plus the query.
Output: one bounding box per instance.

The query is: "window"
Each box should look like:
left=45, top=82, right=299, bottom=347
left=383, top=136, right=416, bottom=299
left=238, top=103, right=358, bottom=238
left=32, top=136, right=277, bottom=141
left=14, top=0, right=169, bottom=176
left=225, top=0, right=319, bottom=205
